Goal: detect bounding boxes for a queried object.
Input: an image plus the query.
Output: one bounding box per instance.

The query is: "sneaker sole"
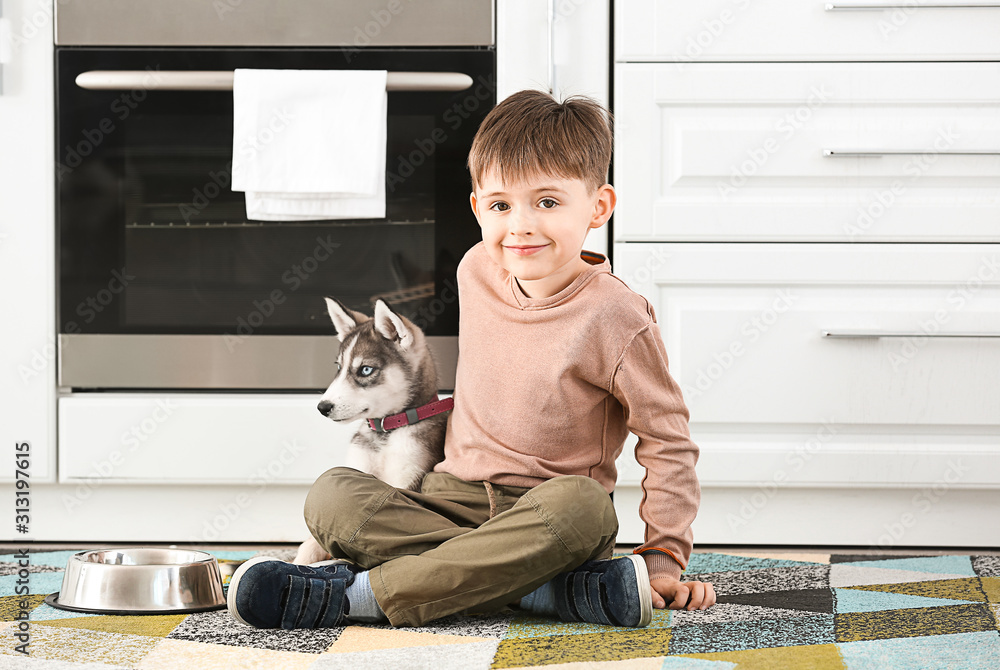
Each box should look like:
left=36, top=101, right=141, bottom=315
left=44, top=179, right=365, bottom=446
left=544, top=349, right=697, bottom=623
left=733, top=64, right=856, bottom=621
left=622, top=554, right=654, bottom=627
left=226, top=555, right=283, bottom=627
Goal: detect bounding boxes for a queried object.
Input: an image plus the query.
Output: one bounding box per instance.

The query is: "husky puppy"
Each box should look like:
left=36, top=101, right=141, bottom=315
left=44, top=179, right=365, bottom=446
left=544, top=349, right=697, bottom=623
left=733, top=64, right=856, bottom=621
left=293, top=297, right=449, bottom=565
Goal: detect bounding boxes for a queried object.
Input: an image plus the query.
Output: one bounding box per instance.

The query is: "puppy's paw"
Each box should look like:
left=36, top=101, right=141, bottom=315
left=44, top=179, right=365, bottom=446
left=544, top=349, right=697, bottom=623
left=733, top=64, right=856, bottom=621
left=293, top=537, right=333, bottom=565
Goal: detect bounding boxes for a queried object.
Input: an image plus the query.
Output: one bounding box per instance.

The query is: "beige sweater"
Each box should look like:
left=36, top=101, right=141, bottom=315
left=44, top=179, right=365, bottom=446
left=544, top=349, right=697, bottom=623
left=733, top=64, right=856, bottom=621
left=436, top=242, right=701, bottom=580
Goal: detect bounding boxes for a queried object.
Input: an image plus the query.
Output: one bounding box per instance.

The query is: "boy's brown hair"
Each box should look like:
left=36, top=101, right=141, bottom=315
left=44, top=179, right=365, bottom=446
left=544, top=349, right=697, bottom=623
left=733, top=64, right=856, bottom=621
left=467, top=89, right=613, bottom=193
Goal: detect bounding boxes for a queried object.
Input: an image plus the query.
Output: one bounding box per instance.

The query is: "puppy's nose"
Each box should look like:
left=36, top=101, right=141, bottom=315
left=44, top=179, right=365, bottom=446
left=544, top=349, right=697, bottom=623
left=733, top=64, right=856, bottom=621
left=317, top=400, right=334, bottom=416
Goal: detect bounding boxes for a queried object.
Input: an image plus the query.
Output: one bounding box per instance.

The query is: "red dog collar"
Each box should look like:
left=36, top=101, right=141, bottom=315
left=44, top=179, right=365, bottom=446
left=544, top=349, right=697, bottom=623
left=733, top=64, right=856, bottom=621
left=368, top=397, right=454, bottom=433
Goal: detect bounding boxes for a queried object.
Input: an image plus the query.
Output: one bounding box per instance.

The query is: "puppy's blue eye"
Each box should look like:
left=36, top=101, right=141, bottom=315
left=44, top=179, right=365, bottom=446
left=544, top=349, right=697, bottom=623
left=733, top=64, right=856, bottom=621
left=359, top=365, right=375, bottom=377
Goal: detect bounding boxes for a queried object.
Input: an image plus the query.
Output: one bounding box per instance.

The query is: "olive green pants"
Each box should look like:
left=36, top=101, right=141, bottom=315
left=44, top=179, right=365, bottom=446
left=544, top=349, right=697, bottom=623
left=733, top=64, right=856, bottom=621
left=303, top=467, right=618, bottom=627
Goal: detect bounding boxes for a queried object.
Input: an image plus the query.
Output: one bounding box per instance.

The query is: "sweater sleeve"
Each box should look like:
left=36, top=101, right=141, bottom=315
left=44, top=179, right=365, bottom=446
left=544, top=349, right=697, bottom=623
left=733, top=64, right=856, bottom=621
left=610, top=320, right=701, bottom=581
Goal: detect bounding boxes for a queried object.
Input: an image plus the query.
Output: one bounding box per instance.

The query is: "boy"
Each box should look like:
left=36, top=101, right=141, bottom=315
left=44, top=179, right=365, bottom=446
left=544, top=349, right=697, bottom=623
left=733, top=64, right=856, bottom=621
left=228, top=90, right=715, bottom=630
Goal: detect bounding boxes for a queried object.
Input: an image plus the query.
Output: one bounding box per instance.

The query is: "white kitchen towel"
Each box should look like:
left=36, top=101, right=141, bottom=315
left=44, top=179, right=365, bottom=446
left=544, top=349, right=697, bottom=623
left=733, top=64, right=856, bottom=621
left=231, top=68, right=387, bottom=220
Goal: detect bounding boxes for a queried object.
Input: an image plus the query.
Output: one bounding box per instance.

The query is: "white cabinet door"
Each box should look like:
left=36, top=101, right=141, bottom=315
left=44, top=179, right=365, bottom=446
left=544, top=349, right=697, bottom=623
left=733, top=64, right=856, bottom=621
left=616, top=0, right=1000, bottom=62
left=58, top=394, right=354, bottom=484
left=614, top=243, right=1000, bottom=489
left=614, top=63, right=1000, bottom=242
left=0, top=0, right=56, bottom=483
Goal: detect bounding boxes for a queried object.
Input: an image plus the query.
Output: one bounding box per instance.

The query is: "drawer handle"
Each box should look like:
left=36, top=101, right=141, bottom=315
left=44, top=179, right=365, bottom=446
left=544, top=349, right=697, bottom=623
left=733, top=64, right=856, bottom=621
left=822, top=330, right=1000, bottom=338
left=824, top=150, right=1000, bottom=157
left=826, top=2, right=1000, bottom=9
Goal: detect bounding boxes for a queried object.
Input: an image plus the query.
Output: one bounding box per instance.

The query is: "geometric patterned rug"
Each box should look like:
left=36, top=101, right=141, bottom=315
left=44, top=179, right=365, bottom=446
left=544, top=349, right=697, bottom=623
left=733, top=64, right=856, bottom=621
left=2, top=549, right=999, bottom=669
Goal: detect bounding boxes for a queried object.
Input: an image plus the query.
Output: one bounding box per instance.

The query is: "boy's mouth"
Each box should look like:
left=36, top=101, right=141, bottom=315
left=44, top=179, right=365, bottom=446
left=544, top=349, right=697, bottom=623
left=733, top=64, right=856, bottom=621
left=505, top=244, right=548, bottom=256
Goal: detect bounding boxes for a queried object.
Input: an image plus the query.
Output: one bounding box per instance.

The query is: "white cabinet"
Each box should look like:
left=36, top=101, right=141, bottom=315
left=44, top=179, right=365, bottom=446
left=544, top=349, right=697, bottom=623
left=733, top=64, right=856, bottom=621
left=612, top=0, right=1000, bottom=545
left=0, top=0, right=56, bottom=483
left=616, top=0, right=1000, bottom=61
left=617, top=243, right=1000, bottom=433
left=615, top=63, right=1000, bottom=242
left=58, top=394, right=352, bottom=484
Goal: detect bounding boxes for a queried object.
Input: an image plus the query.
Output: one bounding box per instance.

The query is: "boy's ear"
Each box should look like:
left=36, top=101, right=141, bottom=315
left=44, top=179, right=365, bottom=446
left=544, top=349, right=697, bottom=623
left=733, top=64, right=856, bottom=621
left=589, top=184, right=617, bottom=230
left=469, top=191, right=484, bottom=228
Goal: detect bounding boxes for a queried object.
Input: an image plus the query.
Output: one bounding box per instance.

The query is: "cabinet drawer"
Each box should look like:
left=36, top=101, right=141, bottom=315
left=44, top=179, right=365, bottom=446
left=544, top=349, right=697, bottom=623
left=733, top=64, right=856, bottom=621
left=616, top=0, right=1000, bottom=61
left=614, top=243, right=1000, bottom=427
left=614, top=63, right=1000, bottom=243
left=58, top=394, right=352, bottom=484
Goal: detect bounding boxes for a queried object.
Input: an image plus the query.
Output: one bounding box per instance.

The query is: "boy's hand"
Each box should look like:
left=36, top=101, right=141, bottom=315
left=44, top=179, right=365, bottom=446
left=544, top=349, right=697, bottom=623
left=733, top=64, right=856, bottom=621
left=650, top=577, right=716, bottom=611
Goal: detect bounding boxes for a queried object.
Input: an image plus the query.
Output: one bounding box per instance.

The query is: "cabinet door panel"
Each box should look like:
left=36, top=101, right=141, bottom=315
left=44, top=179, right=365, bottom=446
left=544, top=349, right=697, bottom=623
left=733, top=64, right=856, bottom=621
left=615, top=63, right=1000, bottom=242
left=615, top=243, right=1000, bottom=427
left=58, top=394, right=351, bottom=484
left=616, top=0, right=1000, bottom=61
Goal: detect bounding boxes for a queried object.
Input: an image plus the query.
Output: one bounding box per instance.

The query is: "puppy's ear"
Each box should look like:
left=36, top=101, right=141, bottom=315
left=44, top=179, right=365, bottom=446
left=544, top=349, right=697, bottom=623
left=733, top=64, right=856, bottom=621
left=373, top=300, right=414, bottom=350
left=324, top=297, right=369, bottom=342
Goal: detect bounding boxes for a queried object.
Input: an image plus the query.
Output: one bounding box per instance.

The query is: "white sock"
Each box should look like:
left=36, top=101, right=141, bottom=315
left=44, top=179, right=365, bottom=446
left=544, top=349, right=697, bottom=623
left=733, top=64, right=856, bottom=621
left=344, top=571, right=388, bottom=623
left=519, top=580, right=557, bottom=616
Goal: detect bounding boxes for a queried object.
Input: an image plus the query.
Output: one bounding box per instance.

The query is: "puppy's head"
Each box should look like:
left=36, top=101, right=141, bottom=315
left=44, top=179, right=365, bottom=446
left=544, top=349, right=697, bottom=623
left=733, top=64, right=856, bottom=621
left=316, top=297, right=426, bottom=422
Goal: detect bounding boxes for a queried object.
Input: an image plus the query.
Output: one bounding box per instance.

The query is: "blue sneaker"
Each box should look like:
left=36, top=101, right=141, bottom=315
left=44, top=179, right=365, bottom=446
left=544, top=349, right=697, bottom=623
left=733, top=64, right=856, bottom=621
left=551, top=555, right=653, bottom=627
left=227, top=556, right=359, bottom=629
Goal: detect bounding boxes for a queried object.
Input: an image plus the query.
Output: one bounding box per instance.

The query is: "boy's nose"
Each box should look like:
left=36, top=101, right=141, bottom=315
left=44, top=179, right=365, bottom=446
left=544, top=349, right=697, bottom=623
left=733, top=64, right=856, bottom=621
left=508, top=210, right=536, bottom=236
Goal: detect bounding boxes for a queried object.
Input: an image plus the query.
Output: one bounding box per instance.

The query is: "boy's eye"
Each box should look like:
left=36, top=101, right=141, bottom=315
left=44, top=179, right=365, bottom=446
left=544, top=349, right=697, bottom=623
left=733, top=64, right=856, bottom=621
left=539, top=198, right=558, bottom=209
left=359, top=365, right=376, bottom=377
left=489, top=201, right=510, bottom=212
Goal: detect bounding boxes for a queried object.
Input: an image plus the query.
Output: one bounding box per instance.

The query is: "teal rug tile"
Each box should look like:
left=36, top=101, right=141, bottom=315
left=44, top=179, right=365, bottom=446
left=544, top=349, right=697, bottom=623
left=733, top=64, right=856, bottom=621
left=835, top=588, right=977, bottom=614
left=838, top=630, right=1000, bottom=670
left=839, top=556, right=975, bottom=578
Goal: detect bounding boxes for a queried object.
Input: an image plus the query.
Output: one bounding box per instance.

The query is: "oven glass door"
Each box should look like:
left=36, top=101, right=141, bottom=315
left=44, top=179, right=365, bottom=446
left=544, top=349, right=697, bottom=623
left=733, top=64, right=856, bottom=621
left=57, top=48, right=493, bottom=339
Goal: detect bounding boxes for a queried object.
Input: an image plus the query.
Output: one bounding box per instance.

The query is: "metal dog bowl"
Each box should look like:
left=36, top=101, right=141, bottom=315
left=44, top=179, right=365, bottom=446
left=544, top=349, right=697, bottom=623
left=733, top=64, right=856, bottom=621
left=45, top=548, right=227, bottom=615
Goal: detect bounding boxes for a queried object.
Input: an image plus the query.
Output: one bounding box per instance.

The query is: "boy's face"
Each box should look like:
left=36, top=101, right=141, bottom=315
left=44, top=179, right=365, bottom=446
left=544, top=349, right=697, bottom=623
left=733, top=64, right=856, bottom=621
left=470, top=171, right=616, bottom=299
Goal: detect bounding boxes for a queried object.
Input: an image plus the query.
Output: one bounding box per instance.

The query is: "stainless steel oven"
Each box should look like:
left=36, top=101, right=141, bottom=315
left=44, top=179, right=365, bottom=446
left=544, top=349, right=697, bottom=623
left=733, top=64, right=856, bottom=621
left=55, top=0, right=494, bottom=391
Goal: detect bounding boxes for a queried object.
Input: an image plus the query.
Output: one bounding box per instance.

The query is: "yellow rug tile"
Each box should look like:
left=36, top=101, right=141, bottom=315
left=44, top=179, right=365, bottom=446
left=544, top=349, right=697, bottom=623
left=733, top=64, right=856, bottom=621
left=684, top=642, right=847, bottom=669
left=980, top=577, right=1000, bottom=604
left=0, top=594, right=46, bottom=622
left=326, top=625, right=494, bottom=653
left=836, top=604, right=995, bottom=643
left=990, top=604, right=1000, bottom=629
left=0, top=623, right=159, bottom=665
left=848, top=577, right=988, bottom=602
left=34, top=613, right=188, bottom=638
left=491, top=629, right=671, bottom=668
left=138, top=638, right=318, bottom=670
left=513, top=657, right=669, bottom=669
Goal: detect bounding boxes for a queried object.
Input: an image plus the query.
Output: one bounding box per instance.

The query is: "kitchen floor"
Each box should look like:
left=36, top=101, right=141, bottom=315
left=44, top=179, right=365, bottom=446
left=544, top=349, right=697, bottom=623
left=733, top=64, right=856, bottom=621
left=7, top=542, right=1000, bottom=557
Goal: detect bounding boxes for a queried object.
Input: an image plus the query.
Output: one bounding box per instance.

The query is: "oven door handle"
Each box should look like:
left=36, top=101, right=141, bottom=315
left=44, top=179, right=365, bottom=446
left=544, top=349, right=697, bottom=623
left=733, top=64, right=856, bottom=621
left=75, top=70, right=475, bottom=92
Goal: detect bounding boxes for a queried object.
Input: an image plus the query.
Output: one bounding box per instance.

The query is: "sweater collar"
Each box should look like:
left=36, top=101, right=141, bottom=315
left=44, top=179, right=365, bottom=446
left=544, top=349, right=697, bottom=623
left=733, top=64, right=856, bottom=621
left=508, top=250, right=610, bottom=310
